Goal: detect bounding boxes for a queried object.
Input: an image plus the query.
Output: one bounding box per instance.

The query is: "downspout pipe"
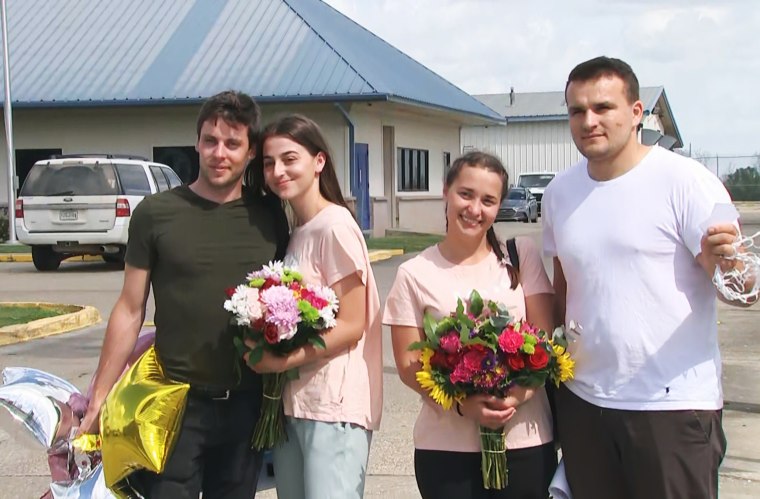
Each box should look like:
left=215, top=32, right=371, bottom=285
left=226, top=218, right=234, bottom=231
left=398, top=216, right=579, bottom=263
left=334, top=103, right=356, bottom=196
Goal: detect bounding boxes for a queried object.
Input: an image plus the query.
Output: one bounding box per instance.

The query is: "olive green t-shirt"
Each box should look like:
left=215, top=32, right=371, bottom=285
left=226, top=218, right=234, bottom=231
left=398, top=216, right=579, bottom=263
left=126, top=186, right=289, bottom=390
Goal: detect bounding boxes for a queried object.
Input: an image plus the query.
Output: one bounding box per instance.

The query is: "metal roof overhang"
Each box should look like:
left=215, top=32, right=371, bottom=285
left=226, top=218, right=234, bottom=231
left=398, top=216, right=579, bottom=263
left=4, top=93, right=504, bottom=125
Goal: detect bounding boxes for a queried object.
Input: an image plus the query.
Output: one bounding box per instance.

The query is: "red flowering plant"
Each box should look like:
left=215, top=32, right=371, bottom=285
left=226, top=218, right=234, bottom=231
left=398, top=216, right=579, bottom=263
left=409, top=290, right=571, bottom=490
left=226, top=261, right=339, bottom=450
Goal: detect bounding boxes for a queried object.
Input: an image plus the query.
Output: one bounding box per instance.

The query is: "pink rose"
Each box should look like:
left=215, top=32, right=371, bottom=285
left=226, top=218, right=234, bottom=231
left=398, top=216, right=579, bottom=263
left=439, top=333, right=461, bottom=354
left=244, top=288, right=263, bottom=322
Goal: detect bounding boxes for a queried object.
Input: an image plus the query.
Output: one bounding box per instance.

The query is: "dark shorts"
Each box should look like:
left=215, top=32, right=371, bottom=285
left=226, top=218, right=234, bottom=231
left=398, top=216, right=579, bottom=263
left=557, top=384, right=727, bottom=499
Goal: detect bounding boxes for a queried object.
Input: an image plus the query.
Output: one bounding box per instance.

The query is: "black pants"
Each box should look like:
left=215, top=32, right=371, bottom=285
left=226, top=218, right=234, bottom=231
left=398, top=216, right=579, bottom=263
left=557, top=384, right=727, bottom=499
left=130, top=389, right=264, bottom=499
left=415, top=443, right=557, bottom=499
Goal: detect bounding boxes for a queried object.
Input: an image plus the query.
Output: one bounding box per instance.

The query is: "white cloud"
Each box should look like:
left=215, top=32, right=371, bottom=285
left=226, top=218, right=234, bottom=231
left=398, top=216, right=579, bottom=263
left=325, top=0, right=760, bottom=156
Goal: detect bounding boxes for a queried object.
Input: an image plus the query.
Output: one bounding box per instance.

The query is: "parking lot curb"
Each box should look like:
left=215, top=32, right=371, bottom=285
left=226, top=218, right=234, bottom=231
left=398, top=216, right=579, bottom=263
left=0, top=303, right=102, bottom=346
left=0, top=254, right=105, bottom=263
left=1, top=252, right=402, bottom=264
left=368, top=249, right=404, bottom=262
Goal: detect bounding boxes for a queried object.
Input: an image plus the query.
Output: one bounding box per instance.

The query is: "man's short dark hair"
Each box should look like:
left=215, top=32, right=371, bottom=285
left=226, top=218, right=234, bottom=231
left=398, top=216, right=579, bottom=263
left=196, top=90, right=261, bottom=148
left=565, top=56, right=640, bottom=104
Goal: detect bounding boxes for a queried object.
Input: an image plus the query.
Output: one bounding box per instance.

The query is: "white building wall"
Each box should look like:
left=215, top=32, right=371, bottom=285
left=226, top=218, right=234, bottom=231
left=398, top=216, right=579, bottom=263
left=1, top=103, right=461, bottom=235
left=0, top=104, right=350, bottom=208
left=461, top=120, right=582, bottom=183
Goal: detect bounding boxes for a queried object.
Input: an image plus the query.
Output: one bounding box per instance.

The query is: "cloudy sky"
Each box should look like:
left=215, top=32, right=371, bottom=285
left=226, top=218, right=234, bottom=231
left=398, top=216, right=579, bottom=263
left=325, top=0, right=758, bottom=160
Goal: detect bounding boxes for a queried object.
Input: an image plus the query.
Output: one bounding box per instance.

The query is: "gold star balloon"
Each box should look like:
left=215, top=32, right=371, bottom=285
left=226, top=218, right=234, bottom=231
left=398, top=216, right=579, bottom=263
left=99, top=346, right=189, bottom=497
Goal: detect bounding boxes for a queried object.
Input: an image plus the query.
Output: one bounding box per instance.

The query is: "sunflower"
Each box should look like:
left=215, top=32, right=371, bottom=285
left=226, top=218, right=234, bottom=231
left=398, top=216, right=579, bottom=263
left=419, top=347, right=434, bottom=372
left=551, top=343, right=575, bottom=383
left=416, top=370, right=455, bottom=410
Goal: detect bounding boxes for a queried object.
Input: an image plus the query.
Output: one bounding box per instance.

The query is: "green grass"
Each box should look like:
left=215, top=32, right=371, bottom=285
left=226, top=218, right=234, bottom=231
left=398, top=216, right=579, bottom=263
left=366, top=235, right=443, bottom=254
left=0, top=244, right=30, bottom=253
left=0, top=304, right=72, bottom=328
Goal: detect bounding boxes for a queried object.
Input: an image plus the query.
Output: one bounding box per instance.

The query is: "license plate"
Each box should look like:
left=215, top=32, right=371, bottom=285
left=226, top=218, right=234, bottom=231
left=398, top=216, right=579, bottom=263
left=59, top=209, right=78, bottom=221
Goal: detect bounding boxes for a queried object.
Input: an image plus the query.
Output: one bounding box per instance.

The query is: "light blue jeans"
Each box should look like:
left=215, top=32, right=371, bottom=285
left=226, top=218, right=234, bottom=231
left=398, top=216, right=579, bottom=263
left=273, top=416, right=372, bottom=499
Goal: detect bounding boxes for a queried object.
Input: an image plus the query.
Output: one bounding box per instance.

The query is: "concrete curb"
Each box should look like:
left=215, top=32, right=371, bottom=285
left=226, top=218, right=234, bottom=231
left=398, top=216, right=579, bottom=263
left=0, top=302, right=102, bottom=346
left=0, top=254, right=104, bottom=263
left=2, top=252, right=404, bottom=263
left=368, top=249, right=404, bottom=262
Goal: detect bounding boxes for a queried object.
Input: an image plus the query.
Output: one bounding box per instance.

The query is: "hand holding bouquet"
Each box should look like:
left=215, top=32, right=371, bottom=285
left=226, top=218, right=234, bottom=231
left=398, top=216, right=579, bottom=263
left=226, top=261, right=339, bottom=450
left=409, top=290, right=574, bottom=489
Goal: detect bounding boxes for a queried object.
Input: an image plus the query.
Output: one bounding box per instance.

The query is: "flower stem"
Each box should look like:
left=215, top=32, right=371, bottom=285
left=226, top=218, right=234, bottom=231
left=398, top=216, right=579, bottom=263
left=251, top=372, right=287, bottom=450
left=479, top=426, right=507, bottom=489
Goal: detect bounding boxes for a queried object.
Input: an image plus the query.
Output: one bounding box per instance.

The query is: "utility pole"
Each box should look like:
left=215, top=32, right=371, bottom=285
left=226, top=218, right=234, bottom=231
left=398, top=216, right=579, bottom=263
left=1, top=0, right=16, bottom=242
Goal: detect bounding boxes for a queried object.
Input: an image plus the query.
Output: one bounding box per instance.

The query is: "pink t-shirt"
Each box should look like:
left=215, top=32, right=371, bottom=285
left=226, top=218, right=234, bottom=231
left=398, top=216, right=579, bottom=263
left=282, top=204, right=383, bottom=431
left=383, top=238, right=553, bottom=451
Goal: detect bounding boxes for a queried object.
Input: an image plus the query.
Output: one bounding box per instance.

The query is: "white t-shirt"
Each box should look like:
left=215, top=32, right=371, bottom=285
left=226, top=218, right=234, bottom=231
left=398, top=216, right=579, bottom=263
left=543, top=145, right=734, bottom=411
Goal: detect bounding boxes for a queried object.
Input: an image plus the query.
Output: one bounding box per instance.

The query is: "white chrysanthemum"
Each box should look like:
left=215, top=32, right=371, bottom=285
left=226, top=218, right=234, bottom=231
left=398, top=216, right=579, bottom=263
left=320, top=310, right=338, bottom=329
left=223, top=284, right=255, bottom=326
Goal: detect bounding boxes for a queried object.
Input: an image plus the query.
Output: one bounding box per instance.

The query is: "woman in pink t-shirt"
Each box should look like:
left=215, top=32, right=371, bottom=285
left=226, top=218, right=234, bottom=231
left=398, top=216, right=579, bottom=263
left=383, top=151, right=556, bottom=498
left=246, top=115, right=383, bottom=498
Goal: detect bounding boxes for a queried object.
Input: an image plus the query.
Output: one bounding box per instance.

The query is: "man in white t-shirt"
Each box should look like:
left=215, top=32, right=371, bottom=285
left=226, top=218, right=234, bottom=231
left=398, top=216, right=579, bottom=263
left=542, top=56, right=756, bottom=499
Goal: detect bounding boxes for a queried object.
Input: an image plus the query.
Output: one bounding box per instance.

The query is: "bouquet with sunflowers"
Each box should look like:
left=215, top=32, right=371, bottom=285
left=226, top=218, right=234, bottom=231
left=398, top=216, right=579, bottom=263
left=409, top=290, right=574, bottom=490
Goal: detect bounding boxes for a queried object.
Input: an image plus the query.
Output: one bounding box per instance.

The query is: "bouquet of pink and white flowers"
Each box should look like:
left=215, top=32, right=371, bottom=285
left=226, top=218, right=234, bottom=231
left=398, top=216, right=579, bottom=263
left=226, top=261, right=339, bottom=449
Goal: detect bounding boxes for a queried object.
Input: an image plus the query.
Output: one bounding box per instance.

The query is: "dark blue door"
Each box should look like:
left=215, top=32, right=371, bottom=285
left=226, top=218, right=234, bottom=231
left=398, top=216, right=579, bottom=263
left=354, top=143, right=370, bottom=230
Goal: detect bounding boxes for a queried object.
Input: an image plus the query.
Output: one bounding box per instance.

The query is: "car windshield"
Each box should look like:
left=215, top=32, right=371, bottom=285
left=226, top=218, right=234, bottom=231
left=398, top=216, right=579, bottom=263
left=518, top=174, right=554, bottom=188
left=20, top=163, right=119, bottom=196
left=508, top=190, right=526, bottom=200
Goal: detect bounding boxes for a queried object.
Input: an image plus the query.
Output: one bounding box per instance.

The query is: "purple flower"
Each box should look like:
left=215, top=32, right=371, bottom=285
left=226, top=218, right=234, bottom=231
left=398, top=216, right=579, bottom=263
left=260, top=285, right=300, bottom=340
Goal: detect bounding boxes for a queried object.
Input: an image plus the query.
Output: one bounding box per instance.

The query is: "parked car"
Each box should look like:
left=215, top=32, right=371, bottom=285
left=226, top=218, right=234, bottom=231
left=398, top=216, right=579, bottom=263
left=516, top=172, right=555, bottom=214
left=14, top=154, right=183, bottom=271
left=496, top=187, right=538, bottom=223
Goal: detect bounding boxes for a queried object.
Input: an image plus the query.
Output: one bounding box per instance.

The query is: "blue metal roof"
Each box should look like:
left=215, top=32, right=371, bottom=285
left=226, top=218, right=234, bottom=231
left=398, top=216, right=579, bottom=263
left=1, top=0, right=502, bottom=121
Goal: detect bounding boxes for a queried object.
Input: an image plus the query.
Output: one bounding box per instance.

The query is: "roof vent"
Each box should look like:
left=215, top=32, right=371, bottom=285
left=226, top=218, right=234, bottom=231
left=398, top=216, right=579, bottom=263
left=509, top=87, right=515, bottom=106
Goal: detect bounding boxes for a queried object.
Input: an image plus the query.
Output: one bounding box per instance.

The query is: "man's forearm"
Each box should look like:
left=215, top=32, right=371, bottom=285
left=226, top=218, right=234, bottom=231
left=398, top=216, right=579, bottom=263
left=88, top=304, right=143, bottom=408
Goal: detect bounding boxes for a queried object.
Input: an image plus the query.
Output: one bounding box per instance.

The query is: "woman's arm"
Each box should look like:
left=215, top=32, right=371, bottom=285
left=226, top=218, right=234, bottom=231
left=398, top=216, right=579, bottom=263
left=247, top=271, right=366, bottom=372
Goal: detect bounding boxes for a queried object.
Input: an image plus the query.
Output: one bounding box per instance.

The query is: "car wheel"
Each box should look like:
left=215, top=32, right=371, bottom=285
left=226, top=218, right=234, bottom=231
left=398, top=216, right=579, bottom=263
left=31, top=245, right=62, bottom=271
left=102, top=246, right=126, bottom=269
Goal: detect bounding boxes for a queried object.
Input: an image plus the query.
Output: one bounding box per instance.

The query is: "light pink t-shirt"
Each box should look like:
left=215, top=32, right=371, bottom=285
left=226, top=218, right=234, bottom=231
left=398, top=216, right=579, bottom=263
left=282, top=204, right=383, bottom=431
left=383, top=238, right=553, bottom=451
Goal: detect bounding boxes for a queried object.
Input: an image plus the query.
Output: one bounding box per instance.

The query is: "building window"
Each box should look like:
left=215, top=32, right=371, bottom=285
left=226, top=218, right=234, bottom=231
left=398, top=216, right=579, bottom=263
left=15, top=148, right=62, bottom=193
left=443, top=151, right=451, bottom=181
left=397, top=147, right=429, bottom=192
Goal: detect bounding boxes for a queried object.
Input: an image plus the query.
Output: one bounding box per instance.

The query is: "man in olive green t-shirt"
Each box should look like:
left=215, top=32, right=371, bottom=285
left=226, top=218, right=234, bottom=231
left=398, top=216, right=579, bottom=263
left=80, top=90, right=289, bottom=498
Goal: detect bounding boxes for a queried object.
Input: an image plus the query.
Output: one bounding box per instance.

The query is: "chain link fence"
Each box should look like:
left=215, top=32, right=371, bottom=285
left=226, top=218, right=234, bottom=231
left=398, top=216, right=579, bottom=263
left=692, top=155, right=760, bottom=201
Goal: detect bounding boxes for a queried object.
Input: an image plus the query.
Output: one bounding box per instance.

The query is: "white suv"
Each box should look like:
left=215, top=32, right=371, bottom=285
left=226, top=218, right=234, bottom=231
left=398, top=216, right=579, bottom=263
left=14, top=154, right=182, bottom=271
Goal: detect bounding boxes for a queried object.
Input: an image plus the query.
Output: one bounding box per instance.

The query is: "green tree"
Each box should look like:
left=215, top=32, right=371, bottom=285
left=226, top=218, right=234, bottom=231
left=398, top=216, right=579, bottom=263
left=723, top=165, right=760, bottom=201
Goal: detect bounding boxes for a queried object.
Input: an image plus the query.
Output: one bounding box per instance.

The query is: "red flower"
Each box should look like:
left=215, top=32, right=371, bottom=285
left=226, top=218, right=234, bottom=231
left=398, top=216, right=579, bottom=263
left=262, top=278, right=278, bottom=290
left=526, top=346, right=549, bottom=370
left=301, top=289, right=328, bottom=310
left=225, top=287, right=237, bottom=298
left=462, top=345, right=489, bottom=372
left=506, top=353, right=525, bottom=371
left=498, top=328, right=524, bottom=354
left=431, top=350, right=459, bottom=370
left=252, top=318, right=266, bottom=331
left=450, top=361, right=474, bottom=384
left=263, top=323, right=279, bottom=344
